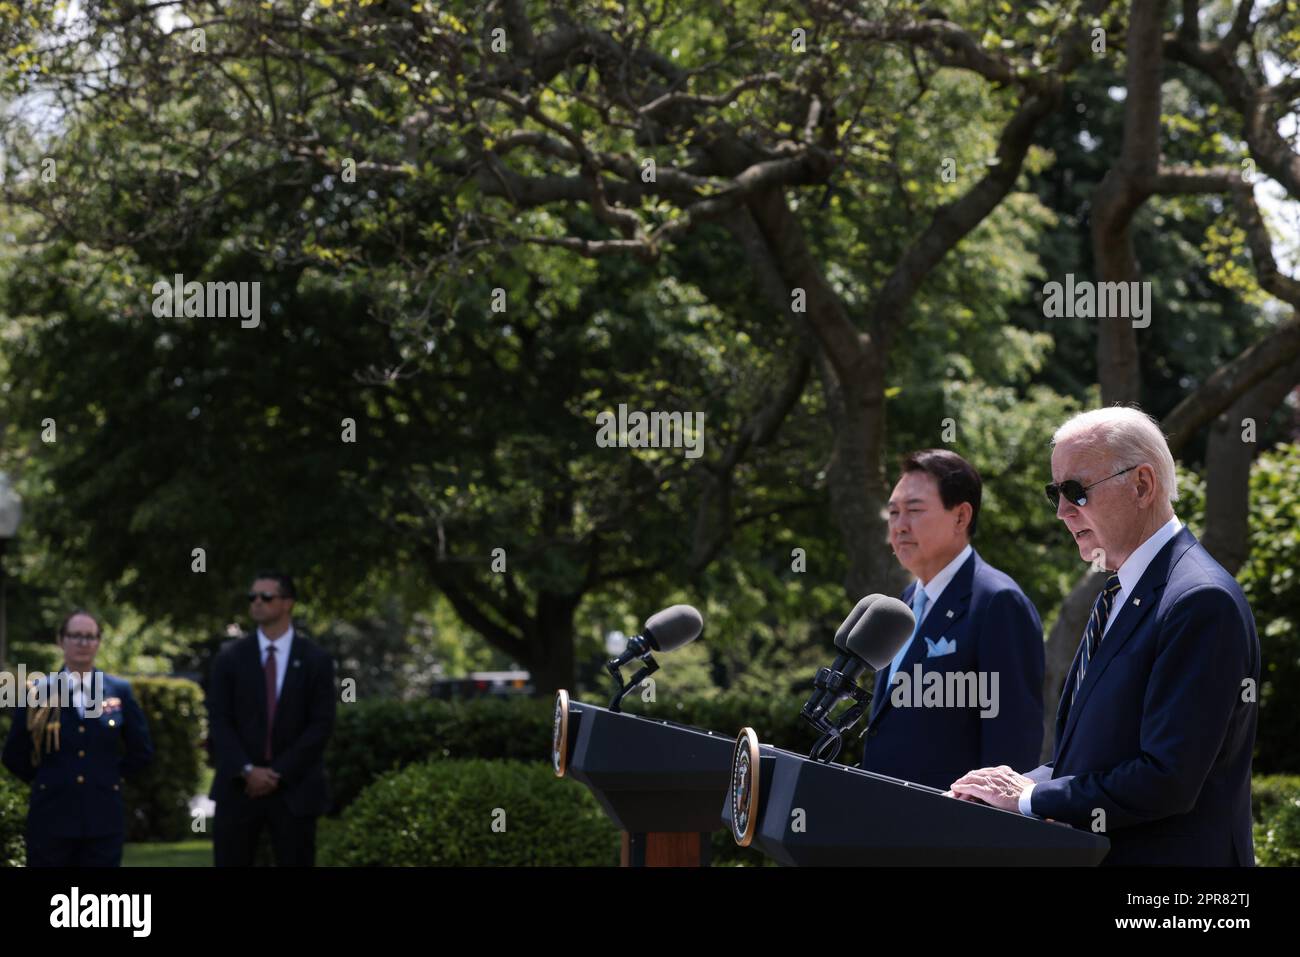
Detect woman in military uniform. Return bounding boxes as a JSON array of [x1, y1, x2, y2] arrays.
[[1, 610, 154, 866]]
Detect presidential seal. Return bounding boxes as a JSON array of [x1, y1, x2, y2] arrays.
[[552, 689, 570, 777], [730, 726, 761, 847]]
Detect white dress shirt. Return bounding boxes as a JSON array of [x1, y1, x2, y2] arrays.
[[915, 543, 973, 617], [887, 544, 973, 684], [1018, 515, 1182, 816], [66, 670, 97, 718], [258, 625, 295, 700]]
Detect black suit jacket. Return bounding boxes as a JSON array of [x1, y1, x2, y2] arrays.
[[206, 629, 336, 817]]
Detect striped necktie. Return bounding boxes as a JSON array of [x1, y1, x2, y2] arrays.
[[1073, 574, 1122, 705]]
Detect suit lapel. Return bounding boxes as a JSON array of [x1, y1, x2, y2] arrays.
[[1056, 528, 1198, 761], [1053, 635, 1086, 758], [244, 635, 269, 738], [868, 552, 975, 725], [274, 639, 306, 743]]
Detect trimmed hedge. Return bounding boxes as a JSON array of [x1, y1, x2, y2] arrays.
[[320, 759, 619, 866], [125, 677, 207, 842], [0, 774, 25, 867], [326, 697, 557, 811], [326, 692, 818, 812], [1253, 775, 1300, 866]]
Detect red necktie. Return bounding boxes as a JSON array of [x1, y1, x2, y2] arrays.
[[263, 643, 278, 761]]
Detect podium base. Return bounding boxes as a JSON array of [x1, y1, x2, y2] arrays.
[[620, 831, 711, 867]]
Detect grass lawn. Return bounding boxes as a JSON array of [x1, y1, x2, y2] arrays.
[[123, 839, 213, 867]]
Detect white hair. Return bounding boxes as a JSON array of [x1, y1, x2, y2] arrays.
[[1051, 406, 1179, 504]]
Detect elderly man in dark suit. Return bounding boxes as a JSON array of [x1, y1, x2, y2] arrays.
[[207, 571, 336, 866], [950, 407, 1259, 866]]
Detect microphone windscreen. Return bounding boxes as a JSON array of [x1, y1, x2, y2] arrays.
[[845, 596, 915, 669], [833, 594, 884, 651], [642, 604, 704, 653]]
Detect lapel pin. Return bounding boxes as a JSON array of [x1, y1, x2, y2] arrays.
[[294, 659, 302, 668], [1133, 598, 1141, 606], [945, 610, 954, 618]]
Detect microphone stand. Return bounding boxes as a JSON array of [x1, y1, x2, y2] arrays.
[[606, 653, 659, 713], [804, 673, 874, 763]]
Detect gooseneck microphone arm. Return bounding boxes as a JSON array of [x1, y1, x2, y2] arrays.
[[606, 647, 660, 713], [809, 695, 874, 763], [605, 605, 703, 713], [800, 666, 873, 738]]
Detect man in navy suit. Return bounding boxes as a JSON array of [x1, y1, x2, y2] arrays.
[[207, 571, 336, 866], [860, 449, 1044, 790], [2, 610, 153, 866], [950, 407, 1259, 866]]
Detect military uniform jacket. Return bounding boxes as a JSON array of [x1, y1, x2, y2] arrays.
[[1, 670, 154, 838]]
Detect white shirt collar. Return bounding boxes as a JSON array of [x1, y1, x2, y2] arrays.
[[915, 543, 973, 606], [1115, 515, 1182, 594], [257, 624, 295, 655]]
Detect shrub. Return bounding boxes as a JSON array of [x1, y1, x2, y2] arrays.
[[326, 692, 818, 815], [1253, 775, 1300, 866], [321, 759, 618, 866], [124, 676, 206, 842], [1238, 444, 1300, 774], [0, 774, 26, 867]]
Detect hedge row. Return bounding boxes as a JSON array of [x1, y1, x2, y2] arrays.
[[1253, 775, 1300, 866], [324, 691, 820, 811], [0, 774, 25, 867], [125, 677, 207, 842]]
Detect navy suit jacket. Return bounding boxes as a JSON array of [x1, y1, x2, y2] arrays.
[[206, 630, 336, 817], [860, 549, 1044, 790], [1, 670, 154, 839], [1027, 527, 1259, 866]]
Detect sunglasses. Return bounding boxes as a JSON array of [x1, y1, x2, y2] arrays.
[[1045, 465, 1137, 509], [247, 591, 282, 603]]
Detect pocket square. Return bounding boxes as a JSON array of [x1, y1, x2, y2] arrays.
[[924, 636, 957, 658]]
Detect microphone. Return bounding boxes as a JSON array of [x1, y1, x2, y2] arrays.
[[802, 595, 882, 719], [804, 595, 916, 761], [804, 595, 916, 726], [844, 595, 915, 670], [608, 604, 703, 669]]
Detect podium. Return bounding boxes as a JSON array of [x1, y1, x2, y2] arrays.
[[723, 729, 1110, 866], [552, 691, 734, 866]]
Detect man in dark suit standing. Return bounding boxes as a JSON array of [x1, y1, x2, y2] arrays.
[[208, 571, 336, 866], [950, 407, 1259, 865], [861, 449, 1044, 790]]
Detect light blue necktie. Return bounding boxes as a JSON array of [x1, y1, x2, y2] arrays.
[[887, 585, 929, 688]]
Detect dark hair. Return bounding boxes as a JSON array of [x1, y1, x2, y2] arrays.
[[57, 609, 101, 640], [251, 570, 296, 600], [900, 449, 982, 538]]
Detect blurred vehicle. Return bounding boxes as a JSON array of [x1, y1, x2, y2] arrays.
[[429, 670, 533, 700]]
